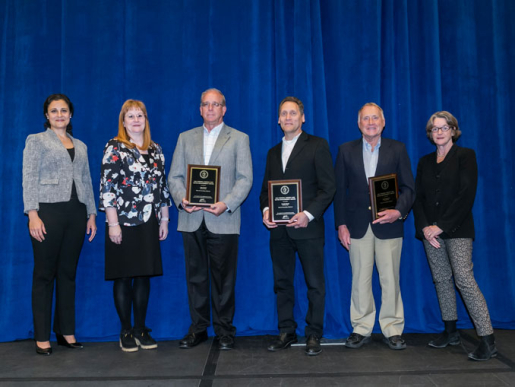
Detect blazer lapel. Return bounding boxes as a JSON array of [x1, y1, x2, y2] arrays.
[[192, 127, 205, 164], [270, 143, 283, 176], [354, 138, 368, 184], [285, 131, 308, 171], [208, 124, 230, 165], [375, 138, 391, 177]]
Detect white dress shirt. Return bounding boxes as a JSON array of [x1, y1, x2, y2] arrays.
[[203, 122, 224, 164]]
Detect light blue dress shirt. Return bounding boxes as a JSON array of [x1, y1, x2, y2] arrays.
[[363, 136, 381, 182]]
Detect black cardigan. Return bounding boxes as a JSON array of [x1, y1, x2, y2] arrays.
[[413, 144, 478, 240]]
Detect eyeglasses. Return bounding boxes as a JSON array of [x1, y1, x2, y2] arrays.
[[431, 126, 452, 133], [200, 102, 223, 108]]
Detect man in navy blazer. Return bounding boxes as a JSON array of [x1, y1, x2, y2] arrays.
[[334, 103, 415, 350], [260, 97, 336, 356]]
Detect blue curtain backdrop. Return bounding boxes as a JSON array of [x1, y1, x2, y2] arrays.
[[1, 0, 514, 342]]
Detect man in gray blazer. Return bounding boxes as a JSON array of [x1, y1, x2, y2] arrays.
[[168, 88, 253, 350]]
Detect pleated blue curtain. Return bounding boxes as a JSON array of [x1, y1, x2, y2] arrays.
[[0, 0, 513, 342]]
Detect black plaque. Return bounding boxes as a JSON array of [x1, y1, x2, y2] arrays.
[[268, 179, 302, 224], [368, 173, 399, 220], [186, 164, 220, 207]]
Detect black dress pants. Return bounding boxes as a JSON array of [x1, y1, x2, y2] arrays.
[[182, 221, 239, 337], [30, 199, 87, 341], [270, 229, 326, 337]]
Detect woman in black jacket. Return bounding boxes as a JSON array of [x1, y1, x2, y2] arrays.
[[413, 111, 495, 361]]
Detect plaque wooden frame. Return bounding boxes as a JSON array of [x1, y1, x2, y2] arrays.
[[186, 164, 221, 207], [268, 179, 303, 224]]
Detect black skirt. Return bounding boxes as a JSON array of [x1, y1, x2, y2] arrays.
[[105, 213, 163, 280]]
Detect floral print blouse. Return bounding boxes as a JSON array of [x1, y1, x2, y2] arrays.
[[100, 139, 171, 226]]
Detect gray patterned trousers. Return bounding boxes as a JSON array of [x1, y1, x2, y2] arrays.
[[423, 238, 493, 336]]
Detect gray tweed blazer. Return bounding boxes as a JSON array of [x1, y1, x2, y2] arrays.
[[22, 129, 97, 215], [168, 124, 253, 235]]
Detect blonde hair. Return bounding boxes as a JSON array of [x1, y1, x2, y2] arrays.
[[116, 99, 152, 150]]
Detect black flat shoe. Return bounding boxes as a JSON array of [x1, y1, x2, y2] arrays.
[[468, 334, 497, 361], [35, 343, 52, 356], [56, 334, 84, 349], [428, 330, 460, 348]]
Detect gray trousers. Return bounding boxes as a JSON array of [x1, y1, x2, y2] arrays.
[[423, 238, 493, 336]]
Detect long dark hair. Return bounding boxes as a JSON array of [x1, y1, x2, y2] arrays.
[[43, 94, 74, 135]]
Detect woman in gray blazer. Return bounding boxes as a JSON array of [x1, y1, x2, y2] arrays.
[[414, 111, 495, 361], [22, 94, 97, 355]]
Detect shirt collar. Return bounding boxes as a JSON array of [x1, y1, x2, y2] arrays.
[[282, 131, 302, 145], [363, 136, 381, 152], [203, 122, 224, 136]]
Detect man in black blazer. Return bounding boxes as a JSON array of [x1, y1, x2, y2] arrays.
[[334, 103, 415, 350], [260, 97, 336, 356]]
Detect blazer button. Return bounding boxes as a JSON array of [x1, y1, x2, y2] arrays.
[[435, 202, 439, 206], [368, 206, 371, 210]]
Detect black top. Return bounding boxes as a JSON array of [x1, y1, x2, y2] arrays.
[[66, 148, 78, 200], [413, 144, 478, 240], [142, 153, 151, 166]]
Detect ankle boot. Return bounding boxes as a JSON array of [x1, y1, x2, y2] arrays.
[[428, 320, 460, 348], [468, 334, 497, 361]]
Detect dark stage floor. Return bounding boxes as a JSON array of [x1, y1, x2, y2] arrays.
[[1, 330, 514, 386]]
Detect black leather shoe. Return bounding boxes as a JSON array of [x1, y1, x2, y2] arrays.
[[35, 343, 52, 356], [179, 331, 208, 349], [468, 334, 497, 361], [345, 333, 371, 349], [383, 335, 406, 350], [267, 332, 298, 351], [305, 335, 322, 356], [428, 331, 460, 348], [218, 335, 234, 350], [56, 334, 84, 349]]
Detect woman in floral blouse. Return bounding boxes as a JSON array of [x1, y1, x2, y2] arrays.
[[100, 99, 171, 352]]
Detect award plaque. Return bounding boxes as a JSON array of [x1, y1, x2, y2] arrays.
[[186, 164, 221, 207], [368, 173, 399, 220], [268, 179, 302, 224]]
